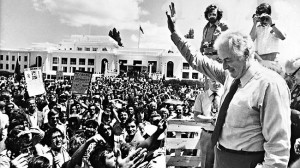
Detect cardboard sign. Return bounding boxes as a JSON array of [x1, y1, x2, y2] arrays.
[[71, 71, 92, 94], [24, 69, 45, 97], [56, 71, 64, 80]]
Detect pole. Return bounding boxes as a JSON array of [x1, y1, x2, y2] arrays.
[[138, 26, 140, 49]]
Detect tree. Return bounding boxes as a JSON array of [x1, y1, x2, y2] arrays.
[[109, 28, 123, 47], [184, 28, 194, 39]]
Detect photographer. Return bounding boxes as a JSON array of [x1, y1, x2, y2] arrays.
[[250, 3, 286, 61], [200, 4, 228, 61]]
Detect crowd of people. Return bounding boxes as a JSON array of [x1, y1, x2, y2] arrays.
[[0, 73, 201, 168]]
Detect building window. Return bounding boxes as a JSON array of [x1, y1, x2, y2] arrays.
[[6, 55, 9, 61], [19, 56, 21, 61], [88, 68, 94, 73], [79, 59, 85, 65], [0, 64, 3, 69], [70, 58, 76, 65], [63, 67, 67, 72], [24, 65, 27, 69], [133, 60, 142, 65], [62, 58, 68, 64], [77, 47, 82, 51], [192, 73, 198, 79], [85, 48, 90, 51], [79, 67, 85, 71], [183, 63, 189, 70], [0, 55, 3, 60], [12, 56, 15, 61], [6, 64, 9, 70], [182, 72, 189, 79], [24, 56, 28, 62], [53, 57, 59, 64], [72, 67, 76, 73], [52, 66, 58, 71], [88, 59, 94, 65], [12, 64, 15, 70], [92, 48, 97, 51]]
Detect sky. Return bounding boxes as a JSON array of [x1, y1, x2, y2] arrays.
[[1, 0, 300, 61]]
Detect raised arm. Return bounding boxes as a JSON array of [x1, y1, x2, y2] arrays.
[[166, 2, 226, 85], [250, 14, 259, 41], [263, 14, 286, 40], [64, 134, 105, 168]]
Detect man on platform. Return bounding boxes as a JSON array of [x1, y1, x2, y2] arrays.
[[250, 3, 286, 61], [194, 79, 223, 168], [166, 3, 290, 168], [200, 4, 228, 61]]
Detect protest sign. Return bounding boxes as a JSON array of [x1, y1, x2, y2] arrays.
[[24, 68, 46, 97], [71, 71, 92, 94], [56, 71, 64, 80]]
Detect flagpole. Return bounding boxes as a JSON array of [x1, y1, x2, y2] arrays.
[[138, 25, 140, 49]]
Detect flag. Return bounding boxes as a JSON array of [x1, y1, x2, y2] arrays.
[[139, 26, 144, 34], [14, 58, 22, 81]]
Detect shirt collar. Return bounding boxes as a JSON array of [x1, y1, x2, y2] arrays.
[[208, 20, 220, 27], [207, 89, 220, 97], [240, 62, 260, 87]]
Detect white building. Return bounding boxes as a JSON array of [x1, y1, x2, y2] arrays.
[[0, 35, 203, 81]]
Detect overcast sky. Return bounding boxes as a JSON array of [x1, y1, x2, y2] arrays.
[[1, 0, 300, 61]]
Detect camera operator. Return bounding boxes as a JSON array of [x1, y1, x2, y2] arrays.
[[200, 4, 228, 61], [250, 3, 286, 61]]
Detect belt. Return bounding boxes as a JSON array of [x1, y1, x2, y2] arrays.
[[201, 128, 214, 134], [218, 144, 265, 155]]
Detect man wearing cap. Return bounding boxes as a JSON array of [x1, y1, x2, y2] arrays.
[[167, 3, 290, 168], [194, 79, 223, 168]]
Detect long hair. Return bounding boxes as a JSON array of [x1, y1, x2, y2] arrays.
[[204, 4, 223, 21]]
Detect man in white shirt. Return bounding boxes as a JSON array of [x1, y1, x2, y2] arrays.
[[250, 3, 286, 61], [167, 3, 290, 168], [194, 79, 223, 168]]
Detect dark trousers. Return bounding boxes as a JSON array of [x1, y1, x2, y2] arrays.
[[200, 130, 214, 168], [214, 145, 264, 168]]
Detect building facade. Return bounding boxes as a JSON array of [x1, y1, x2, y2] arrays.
[[0, 35, 203, 81]]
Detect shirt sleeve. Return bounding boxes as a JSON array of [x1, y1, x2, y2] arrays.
[[171, 32, 226, 85], [260, 81, 291, 168]]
